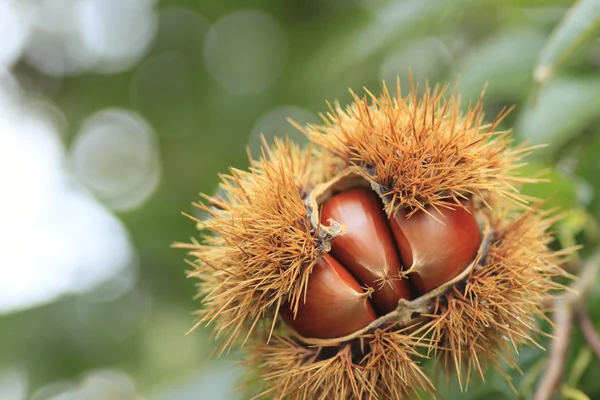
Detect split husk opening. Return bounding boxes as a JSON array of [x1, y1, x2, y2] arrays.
[[285, 167, 494, 348]]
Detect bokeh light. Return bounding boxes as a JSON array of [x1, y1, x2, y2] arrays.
[[1, 1, 599, 399], [30, 370, 138, 400], [23, 0, 157, 76], [152, 361, 242, 400], [131, 8, 209, 137], [0, 0, 29, 74], [379, 37, 453, 85], [153, 7, 210, 55], [248, 105, 318, 155], [77, 0, 158, 73], [204, 10, 288, 95], [0, 367, 27, 400], [0, 88, 134, 314], [131, 52, 195, 137], [74, 285, 151, 342], [70, 109, 161, 212], [23, 0, 96, 76]]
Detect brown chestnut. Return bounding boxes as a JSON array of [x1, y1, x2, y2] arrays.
[[321, 188, 413, 314], [390, 200, 481, 295], [280, 253, 377, 339]]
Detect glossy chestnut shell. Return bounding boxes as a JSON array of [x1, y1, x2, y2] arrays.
[[390, 200, 481, 295], [322, 188, 413, 314], [282, 186, 481, 339]]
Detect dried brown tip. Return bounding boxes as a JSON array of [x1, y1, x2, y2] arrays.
[[246, 330, 434, 400], [296, 79, 537, 215]]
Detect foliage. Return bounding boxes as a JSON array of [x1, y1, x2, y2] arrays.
[[1, 0, 600, 398]]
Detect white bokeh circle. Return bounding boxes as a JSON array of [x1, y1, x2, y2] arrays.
[[204, 10, 288, 95], [248, 105, 319, 157], [0, 0, 30, 74], [77, 0, 158, 73], [0, 92, 134, 314], [70, 109, 161, 212]]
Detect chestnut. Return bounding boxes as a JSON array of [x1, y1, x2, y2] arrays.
[[321, 188, 413, 314], [285, 190, 481, 339], [390, 201, 481, 295], [280, 253, 377, 339]]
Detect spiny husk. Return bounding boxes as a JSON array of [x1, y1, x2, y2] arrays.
[[240, 203, 569, 399], [246, 330, 434, 400], [424, 204, 570, 389], [296, 80, 537, 216], [178, 81, 573, 399], [175, 139, 326, 350]]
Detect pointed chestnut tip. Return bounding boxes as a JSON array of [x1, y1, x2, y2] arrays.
[[321, 188, 414, 314], [280, 253, 376, 339]]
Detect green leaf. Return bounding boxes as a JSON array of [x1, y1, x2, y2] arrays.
[[310, 0, 475, 83], [575, 127, 600, 218], [568, 348, 593, 388], [518, 163, 578, 210], [453, 27, 547, 102], [561, 385, 592, 400], [535, 0, 600, 84], [517, 76, 600, 152]]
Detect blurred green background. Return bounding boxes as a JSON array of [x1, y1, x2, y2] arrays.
[[1, 0, 600, 398]]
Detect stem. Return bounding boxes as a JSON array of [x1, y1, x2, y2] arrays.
[[534, 250, 600, 400], [534, 300, 574, 400], [577, 307, 600, 361]]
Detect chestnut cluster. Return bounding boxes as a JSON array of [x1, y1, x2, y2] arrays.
[[281, 187, 481, 339], [179, 82, 570, 399]]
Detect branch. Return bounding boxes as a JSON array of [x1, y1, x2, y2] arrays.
[[534, 250, 600, 400], [577, 306, 600, 360], [534, 300, 574, 400]]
